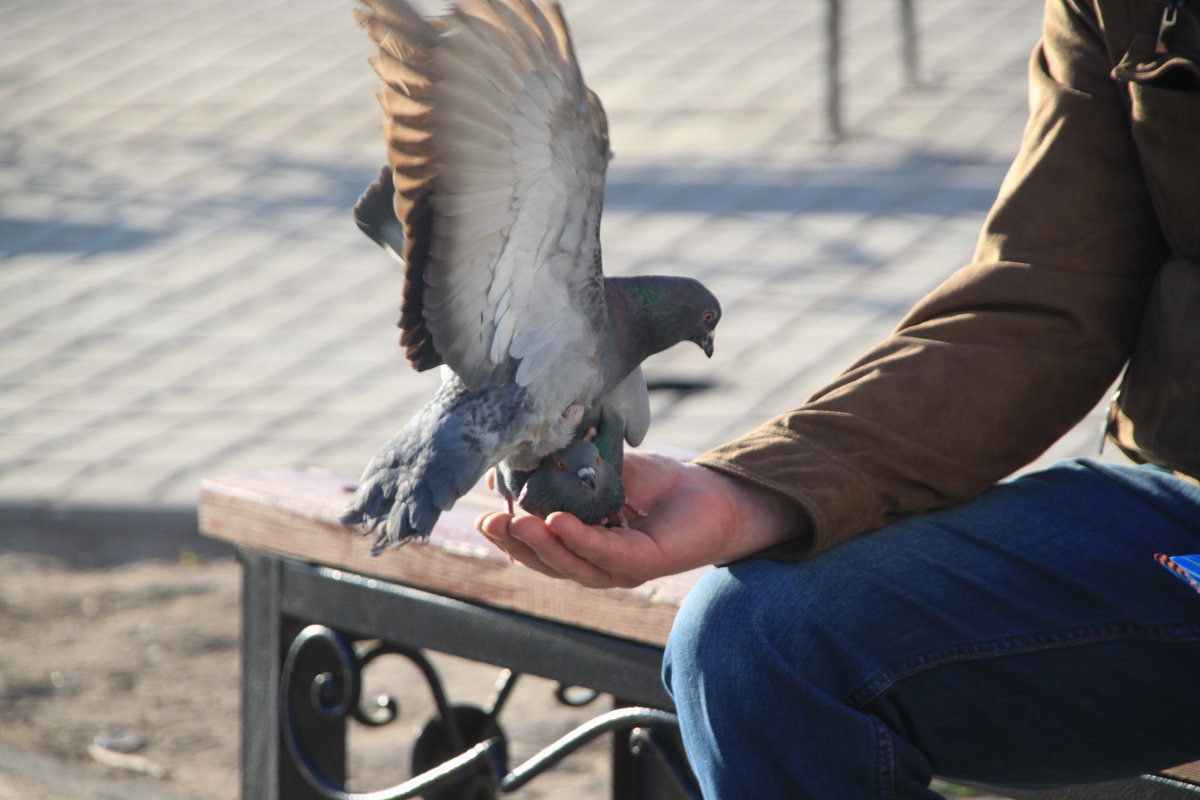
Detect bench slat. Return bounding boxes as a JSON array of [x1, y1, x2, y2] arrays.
[[1167, 762, 1200, 787]]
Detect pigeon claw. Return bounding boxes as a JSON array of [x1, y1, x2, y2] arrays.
[[623, 500, 649, 520]]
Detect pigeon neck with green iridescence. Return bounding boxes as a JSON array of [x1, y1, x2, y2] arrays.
[[604, 276, 696, 369]]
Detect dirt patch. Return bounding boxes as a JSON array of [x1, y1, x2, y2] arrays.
[[0, 553, 1005, 799], [0, 555, 243, 798], [0, 553, 615, 799]]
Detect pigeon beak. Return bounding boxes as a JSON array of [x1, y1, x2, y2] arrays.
[[696, 330, 715, 358], [577, 467, 597, 491]]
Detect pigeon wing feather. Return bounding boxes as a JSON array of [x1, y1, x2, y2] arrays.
[[358, 0, 610, 391]]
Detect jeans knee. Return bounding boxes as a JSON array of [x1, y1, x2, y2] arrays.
[[663, 562, 785, 703], [663, 555, 885, 710]]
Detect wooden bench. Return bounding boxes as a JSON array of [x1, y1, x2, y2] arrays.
[[198, 467, 1200, 799]]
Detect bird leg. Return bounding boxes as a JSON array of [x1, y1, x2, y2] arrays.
[[581, 426, 598, 442], [486, 467, 516, 514]]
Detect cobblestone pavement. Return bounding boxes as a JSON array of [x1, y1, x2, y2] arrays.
[[2, 0, 1117, 525]]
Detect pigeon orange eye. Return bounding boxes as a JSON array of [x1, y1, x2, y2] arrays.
[[702, 310, 716, 322], [556, 459, 567, 469], [595, 456, 601, 465]]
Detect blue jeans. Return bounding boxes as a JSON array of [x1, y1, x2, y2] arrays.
[[663, 459, 1200, 798]]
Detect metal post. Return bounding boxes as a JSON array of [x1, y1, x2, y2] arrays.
[[823, 0, 843, 141], [898, 0, 919, 88]]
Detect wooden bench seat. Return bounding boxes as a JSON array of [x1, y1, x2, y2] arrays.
[[199, 467, 707, 649], [198, 467, 1200, 799]]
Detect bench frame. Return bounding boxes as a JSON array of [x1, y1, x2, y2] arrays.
[[239, 547, 692, 799]]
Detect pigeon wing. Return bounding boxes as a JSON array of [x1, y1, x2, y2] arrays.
[[358, 0, 611, 391], [604, 367, 651, 448]]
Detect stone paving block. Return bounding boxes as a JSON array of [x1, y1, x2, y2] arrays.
[[183, 436, 334, 480], [0, 454, 91, 498], [58, 458, 203, 508], [2, 405, 109, 439]]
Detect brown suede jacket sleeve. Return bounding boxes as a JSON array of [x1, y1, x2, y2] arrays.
[[694, 0, 1172, 557]]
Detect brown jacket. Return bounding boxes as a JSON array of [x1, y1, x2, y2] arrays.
[[694, 0, 1200, 556]]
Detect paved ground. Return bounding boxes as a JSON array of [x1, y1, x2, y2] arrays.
[[1, 0, 1105, 531], [0, 0, 1120, 796]]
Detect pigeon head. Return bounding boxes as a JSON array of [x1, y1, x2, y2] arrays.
[[607, 275, 722, 363], [691, 305, 720, 358], [517, 438, 625, 524], [549, 439, 603, 493], [663, 276, 721, 358]]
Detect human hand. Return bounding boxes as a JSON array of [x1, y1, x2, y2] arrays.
[[475, 450, 806, 588]]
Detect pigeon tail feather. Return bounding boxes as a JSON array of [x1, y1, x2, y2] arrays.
[[341, 374, 530, 548]]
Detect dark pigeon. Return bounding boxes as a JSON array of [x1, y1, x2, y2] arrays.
[[341, 0, 721, 552], [516, 438, 625, 525], [493, 406, 629, 517]]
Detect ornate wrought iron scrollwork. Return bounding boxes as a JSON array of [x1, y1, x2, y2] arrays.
[[280, 624, 685, 799], [350, 641, 402, 727], [281, 624, 507, 800]]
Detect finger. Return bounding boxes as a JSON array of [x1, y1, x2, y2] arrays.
[[476, 511, 545, 567], [476, 510, 515, 537], [475, 510, 511, 542], [507, 515, 628, 588], [476, 511, 542, 569], [547, 513, 653, 582], [475, 512, 564, 579]]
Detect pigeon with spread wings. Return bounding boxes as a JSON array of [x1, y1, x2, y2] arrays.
[[342, 0, 721, 551]]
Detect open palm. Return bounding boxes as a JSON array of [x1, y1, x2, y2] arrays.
[[476, 450, 803, 588]]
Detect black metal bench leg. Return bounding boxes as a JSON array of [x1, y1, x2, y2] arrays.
[[241, 548, 284, 800], [612, 721, 644, 800], [611, 698, 698, 800], [241, 548, 347, 800]]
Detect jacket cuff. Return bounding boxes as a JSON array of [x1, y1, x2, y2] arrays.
[[692, 422, 881, 557]]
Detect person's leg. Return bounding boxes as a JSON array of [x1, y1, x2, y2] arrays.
[[663, 459, 1200, 799]]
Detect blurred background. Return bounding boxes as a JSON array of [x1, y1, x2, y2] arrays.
[[0, 0, 1120, 796]]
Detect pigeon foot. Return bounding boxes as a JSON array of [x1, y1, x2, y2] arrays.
[[623, 500, 649, 519], [563, 404, 586, 425]]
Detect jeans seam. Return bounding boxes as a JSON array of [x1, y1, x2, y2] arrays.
[[873, 717, 896, 800], [846, 621, 1200, 710]]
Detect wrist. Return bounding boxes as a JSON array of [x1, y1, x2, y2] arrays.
[[702, 466, 812, 562]]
